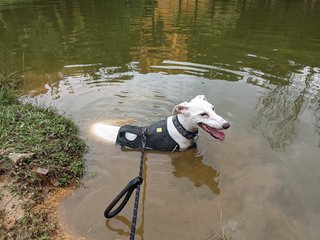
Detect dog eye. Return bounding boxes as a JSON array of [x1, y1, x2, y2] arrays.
[[212, 107, 215, 111], [200, 113, 209, 117]]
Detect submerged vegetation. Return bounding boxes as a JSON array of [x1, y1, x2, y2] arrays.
[[0, 72, 86, 239]]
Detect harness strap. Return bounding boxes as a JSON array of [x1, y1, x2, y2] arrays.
[[172, 115, 198, 139]]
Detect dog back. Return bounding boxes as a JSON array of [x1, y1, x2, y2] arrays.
[[116, 119, 180, 151]]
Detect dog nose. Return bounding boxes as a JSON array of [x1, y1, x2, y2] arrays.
[[222, 122, 230, 129]]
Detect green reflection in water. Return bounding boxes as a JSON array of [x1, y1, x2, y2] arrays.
[[0, 2, 319, 143], [1, 0, 319, 73]]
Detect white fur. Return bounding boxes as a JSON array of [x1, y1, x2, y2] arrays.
[[92, 95, 229, 151], [92, 124, 120, 142]]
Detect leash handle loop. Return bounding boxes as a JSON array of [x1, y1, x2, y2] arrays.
[[104, 129, 147, 240], [104, 176, 143, 218]]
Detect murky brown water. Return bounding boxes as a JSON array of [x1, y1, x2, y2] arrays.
[[1, 0, 320, 239]]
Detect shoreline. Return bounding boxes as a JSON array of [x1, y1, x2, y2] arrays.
[[0, 72, 86, 240]]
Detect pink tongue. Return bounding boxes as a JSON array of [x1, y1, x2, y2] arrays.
[[210, 128, 225, 141], [199, 123, 226, 141]]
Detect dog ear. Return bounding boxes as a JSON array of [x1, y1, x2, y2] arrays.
[[172, 101, 189, 115], [196, 95, 207, 101]]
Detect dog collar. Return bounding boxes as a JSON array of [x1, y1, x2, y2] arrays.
[[172, 115, 198, 139]]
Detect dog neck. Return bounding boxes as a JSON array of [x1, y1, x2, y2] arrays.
[[176, 114, 198, 132], [173, 115, 198, 139]]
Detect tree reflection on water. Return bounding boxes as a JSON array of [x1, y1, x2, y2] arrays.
[[252, 66, 320, 151]]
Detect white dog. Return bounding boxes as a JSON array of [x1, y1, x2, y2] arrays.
[[93, 95, 230, 151]]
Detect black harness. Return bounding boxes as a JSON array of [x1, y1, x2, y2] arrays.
[[116, 116, 198, 151]]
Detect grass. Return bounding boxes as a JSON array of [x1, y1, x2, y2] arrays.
[[0, 72, 86, 239], [0, 104, 86, 187]]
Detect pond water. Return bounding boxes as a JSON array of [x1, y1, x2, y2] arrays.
[[1, 0, 320, 239]]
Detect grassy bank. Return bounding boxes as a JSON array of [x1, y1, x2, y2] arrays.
[[0, 72, 85, 239]]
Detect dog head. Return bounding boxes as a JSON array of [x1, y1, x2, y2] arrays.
[[172, 95, 230, 141]]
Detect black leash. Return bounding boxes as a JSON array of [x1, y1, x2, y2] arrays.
[[104, 130, 147, 240]]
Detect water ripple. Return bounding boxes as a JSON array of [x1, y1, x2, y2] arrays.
[[150, 60, 286, 88]]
